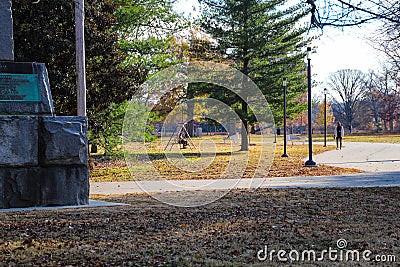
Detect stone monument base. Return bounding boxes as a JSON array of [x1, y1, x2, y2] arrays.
[[0, 116, 89, 208], [1, 61, 89, 209]]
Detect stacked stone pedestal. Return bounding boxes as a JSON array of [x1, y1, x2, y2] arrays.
[[0, 116, 89, 208], [0, 62, 89, 208]]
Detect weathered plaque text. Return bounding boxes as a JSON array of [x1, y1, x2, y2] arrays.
[[0, 73, 40, 102]]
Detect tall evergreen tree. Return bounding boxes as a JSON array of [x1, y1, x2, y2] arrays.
[[199, 0, 309, 150]]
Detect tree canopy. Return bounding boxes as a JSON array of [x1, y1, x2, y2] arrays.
[[12, 0, 184, 153], [199, 0, 310, 149], [327, 69, 366, 130]]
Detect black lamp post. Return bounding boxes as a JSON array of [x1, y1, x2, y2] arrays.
[[282, 77, 288, 157], [305, 47, 316, 166], [323, 88, 327, 147]]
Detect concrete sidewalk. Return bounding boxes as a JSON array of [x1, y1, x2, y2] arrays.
[[313, 142, 400, 172], [90, 172, 400, 195], [0, 200, 127, 213], [90, 142, 400, 195]]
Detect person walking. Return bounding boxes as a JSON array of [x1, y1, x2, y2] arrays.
[[334, 121, 344, 149]]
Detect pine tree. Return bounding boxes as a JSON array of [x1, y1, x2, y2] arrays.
[[199, 0, 309, 150]]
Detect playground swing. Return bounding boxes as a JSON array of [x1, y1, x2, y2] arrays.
[[163, 101, 197, 151], [164, 122, 197, 151]]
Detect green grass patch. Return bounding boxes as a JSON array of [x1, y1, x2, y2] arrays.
[[90, 166, 131, 182]]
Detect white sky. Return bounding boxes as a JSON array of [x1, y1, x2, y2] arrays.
[[311, 25, 381, 95], [173, 0, 383, 96]]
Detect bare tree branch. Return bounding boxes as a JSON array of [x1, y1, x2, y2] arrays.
[[308, 0, 400, 28], [327, 69, 366, 129]]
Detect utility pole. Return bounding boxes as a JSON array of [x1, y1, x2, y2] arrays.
[[75, 0, 86, 116]]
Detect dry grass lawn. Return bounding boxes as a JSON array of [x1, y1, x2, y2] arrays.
[[1, 135, 397, 266], [1, 188, 399, 266], [91, 136, 361, 182]]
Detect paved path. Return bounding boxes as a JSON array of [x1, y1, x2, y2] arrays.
[[313, 142, 400, 172], [5, 142, 399, 211], [90, 142, 400, 195], [0, 200, 126, 213], [90, 172, 400, 195]]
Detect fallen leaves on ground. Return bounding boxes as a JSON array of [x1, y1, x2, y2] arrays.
[[1, 188, 399, 266], [90, 140, 361, 182]]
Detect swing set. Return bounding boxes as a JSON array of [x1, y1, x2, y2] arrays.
[[164, 121, 197, 151], [163, 101, 197, 151]]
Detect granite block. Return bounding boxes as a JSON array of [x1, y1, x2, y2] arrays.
[[0, 116, 38, 166]]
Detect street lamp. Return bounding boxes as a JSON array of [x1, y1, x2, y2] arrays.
[[282, 78, 288, 157], [305, 47, 316, 166], [324, 88, 327, 147]]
